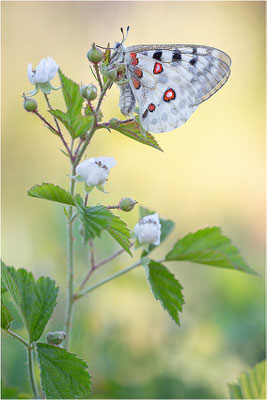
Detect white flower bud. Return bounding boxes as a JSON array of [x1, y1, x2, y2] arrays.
[[27, 57, 59, 85], [134, 213, 161, 245], [76, 156, 116, 187]]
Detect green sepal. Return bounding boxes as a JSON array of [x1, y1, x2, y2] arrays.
[[84, 183, 94, 193], [39, 82, 52, 94], [96, 184, 107, 193]]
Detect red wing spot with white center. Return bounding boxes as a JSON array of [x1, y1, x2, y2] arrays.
[[153, 62, 163, 74], [130, 53, 137, 58], [164, 89, 176, 102], [148, 103, 156, 112]]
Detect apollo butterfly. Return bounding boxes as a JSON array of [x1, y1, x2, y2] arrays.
[[107, 28, 231, 134]]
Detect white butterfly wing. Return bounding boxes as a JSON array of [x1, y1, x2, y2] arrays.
[[124, 45, 231, 133]]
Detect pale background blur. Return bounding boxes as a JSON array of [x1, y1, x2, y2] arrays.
[[2, 1, 265, 399]]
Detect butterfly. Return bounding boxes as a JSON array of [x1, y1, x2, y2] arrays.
[[108, 28, 231, 134]]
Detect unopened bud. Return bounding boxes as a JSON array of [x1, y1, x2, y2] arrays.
[[109, 118, 119, 128], [80, 84, 98, 101], [87, 43, 103, 63], [119, 197, 137, 212], [46, 331, 67, 346], [106, 69, 118, 82], [106, 64, 126, 82], [23, 96, 37, 112]]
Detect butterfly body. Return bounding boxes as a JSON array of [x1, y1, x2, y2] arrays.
[[110, 42, 231, 133]]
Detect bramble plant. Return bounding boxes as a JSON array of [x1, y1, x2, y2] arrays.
[[2, 34, 259, 400]]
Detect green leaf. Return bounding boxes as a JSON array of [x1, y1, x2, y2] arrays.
[[1, 262, 59, 342], [75, 201, 132, 255], [28, 183, 75, 206], [75, 203, 113, 242], [137, 206, 175, 255], [165, 227, 257, 275], [49, 109, 74, 136], [58, 69, 84, 119], [36, 343, 92, 399], [228, 360, 266, 399], [143, 259, 184, 326], [49, 109, 93, 139], [110, 119, 162, 151], [1, 301, 14, 329], [1, 278, 7, 294], [106, 213, 132, 256]]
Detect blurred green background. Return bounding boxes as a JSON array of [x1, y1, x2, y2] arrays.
[[2, 1, 265, 399]]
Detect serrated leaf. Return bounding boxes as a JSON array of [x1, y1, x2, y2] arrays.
[[28, 183, 75, 206], [50, 109, 93, 139], [1, 262, 59, 342], [165, 227, 257, 275], [58, 69, 84, 119], [49, 109, 74, 136], [75, 203, 113, 242], [1, 278, 7, 294], [36, 343, 92, 399], [75, 201, 132, 255], [136, 206, 175, 255], [228, 360, 266, 399], [1, 301, 14, 329], [57, 70, 94, 138], [143, 259, 184, 325], [110, 119, 162, 151], [107, 213, 132, 256]]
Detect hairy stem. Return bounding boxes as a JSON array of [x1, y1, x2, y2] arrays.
[[94, 63, 103, 91], [64, 152, 76, 348], [43, 93, 73, 162], [75, 260, 142, 299], [33, 111, 60, 135], [27, 345, 39, 399], [2, 329, 29, 347]]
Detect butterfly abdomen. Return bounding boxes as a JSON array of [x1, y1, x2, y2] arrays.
[[119, 82, 136, 116]]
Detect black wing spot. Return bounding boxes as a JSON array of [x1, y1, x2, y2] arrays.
[[142, 109, 148, 119], [190, 57, 198, 66], [192, 48, 197, 54], [172, 51, 182, 61], [153, 51, 162, 61]]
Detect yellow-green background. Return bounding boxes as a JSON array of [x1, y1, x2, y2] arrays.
[[2, 1, 265, 398]]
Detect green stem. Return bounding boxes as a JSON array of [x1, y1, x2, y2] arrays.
[[43, 93, 73, 162], [64, 149, 76, 348], [2, 328, 29, 347], [74, 79, 111, 168], [94, 63, 103, 91], [2, 330, 39, 399], [27, 345, 39, 399], [74, 260, 142, 300]]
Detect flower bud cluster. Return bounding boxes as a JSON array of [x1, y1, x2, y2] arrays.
[[46, 331, 67, 346]]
